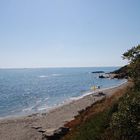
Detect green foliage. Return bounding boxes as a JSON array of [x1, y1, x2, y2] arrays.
[[103, 45, 140, 140], [110, 91, 140, 140], [123, 45, 140, 89], [123, 45, 140, 61], [67, 111, 110, 140]]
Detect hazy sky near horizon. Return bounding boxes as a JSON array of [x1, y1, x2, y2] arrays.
[[0, 0, 140, 68]]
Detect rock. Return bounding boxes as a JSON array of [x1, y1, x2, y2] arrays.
[[99, 75, 109, 78], [99, 75, 106, 78], [92, 71, 105, 74], [98, 92, 106, 96], [45, 127, 69, 140]]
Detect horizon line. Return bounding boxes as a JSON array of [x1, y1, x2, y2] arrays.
[[0, 65, 125, 69]]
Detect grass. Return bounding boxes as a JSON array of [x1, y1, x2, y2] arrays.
[[67, 109, 112, 140]]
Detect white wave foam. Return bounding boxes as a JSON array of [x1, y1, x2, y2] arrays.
[[39, 74, 62, 78], [52, 74, 62, 77], [37, 105, 52, 111], [39, 75, 48, 78], [22, 106, 34, 112], [22, 97, 49, 112]]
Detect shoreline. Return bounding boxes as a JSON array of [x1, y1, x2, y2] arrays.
[[0, 81, 129, 140], [0, 79, 127, 120]]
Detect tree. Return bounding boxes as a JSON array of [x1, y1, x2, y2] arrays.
[[108, 45, 140, 140], [123, 45, 140, 89], [123, 45, 140, 61]]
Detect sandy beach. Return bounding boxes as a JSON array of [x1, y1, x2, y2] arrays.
[[0, 82, 129, 140]]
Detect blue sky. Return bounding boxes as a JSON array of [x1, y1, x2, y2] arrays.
[[0, 0, 140, 68]]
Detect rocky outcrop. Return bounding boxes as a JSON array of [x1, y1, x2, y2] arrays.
[[99, 75, 109, 78], [110, 65, 129, 79], [44, 127, 69, 140], [92, 71, 105, 74]]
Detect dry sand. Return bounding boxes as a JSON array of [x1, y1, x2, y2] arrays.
[[0, 82, 129, 140]]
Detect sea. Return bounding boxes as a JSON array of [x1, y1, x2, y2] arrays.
[[0, 67, 126, 118]]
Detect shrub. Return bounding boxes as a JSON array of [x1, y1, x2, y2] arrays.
[[110, 91, 140, 140]]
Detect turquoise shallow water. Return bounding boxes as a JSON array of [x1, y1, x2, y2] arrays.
[[0, 67, 126, 118]]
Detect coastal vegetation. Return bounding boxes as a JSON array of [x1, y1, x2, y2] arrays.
[[61, 45, 140, 140]]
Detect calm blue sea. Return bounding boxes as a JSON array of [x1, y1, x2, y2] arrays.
[[0, 67, 126, 118]]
